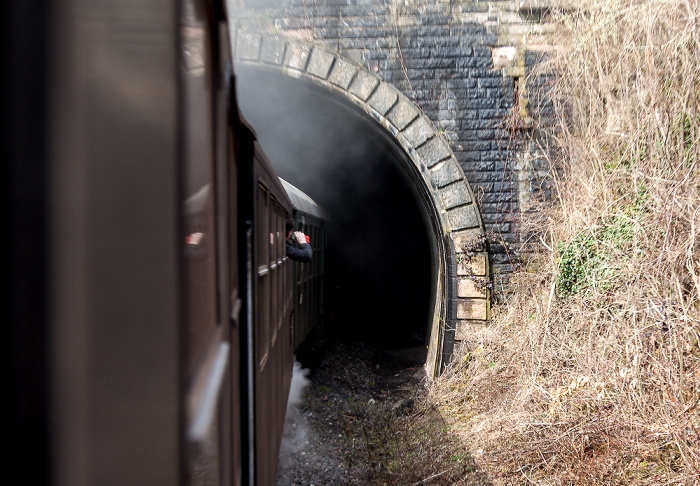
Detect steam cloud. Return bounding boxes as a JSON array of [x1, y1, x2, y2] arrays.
[[236, 67, 432, 345], [275, 360, 311, 477]]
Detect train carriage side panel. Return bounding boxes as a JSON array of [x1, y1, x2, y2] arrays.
[[38, 0, 183, 484], [181, 1, 243, 485], [236, 123, 295, 485], [251, 146, 295, 486]]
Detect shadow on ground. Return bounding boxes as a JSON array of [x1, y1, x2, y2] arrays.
[[275, 341, 492, 486]]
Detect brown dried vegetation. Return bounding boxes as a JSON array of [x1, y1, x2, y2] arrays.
[[430, 0, 700, 484]]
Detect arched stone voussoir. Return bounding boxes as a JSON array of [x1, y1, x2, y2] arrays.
[[232, 29, 490, 376]]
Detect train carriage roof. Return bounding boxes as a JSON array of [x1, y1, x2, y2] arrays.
[[279, 178, 327, 220]]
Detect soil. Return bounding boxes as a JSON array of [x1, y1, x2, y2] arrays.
[[274, 340, 430, 486]]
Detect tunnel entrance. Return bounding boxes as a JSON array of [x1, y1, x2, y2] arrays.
[[236, 68, 433, 349], [232, 31, 491, 377]]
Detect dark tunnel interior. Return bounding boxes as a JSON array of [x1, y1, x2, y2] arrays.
[[235, 68, 433, 349]]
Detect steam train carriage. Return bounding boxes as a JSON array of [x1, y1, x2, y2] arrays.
[[7, 0, 326, 485], [280, 179, 335, 352]]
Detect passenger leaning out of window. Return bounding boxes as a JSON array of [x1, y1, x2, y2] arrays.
[[285, 214, 312, 263]]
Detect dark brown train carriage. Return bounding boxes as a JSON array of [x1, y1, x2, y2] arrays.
[[279, 179, 335, 352], [7, 0, 297, 486], [238, 138, 296, 486], [180, 1, 244, 484]]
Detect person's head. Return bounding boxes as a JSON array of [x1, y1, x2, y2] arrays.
[[286, 214, 295, 239]]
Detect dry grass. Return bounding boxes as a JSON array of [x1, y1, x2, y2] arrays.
[[430, 0, 700, 484], [345, 397, 492, 485]]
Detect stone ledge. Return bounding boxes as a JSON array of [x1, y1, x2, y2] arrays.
[[454, 320, 488, 341], [457, 252, 487, 277], [456, 299, 489, 320]]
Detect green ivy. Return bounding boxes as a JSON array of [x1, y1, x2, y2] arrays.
[[556, 192, 647, 298]]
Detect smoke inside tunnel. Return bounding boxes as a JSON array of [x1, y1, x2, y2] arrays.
[[236, 68, 432, 348]]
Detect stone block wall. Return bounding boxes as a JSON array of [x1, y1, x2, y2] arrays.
[[229, 0, 555, 283]]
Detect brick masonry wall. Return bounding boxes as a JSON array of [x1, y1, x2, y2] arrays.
[[229, 0, 554, 283]]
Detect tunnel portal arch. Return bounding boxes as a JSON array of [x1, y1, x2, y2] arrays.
[[233, 30, 490, 377]]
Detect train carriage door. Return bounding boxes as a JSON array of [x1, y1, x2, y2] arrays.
[[180, 0, 236, 484], [255, 183, 271, 368]]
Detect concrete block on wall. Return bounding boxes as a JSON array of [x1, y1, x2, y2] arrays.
[[457, 252, 487, 277], [452, 229, 486, 250], [457, 277, 484, 298], [457, 299, 488, 320], [454, 320, 488, 341]]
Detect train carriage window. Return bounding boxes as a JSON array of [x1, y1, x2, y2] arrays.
[[277, 203, 285, 332], [269, 197, 278, 345], [256, 183, 270, 367], [283, 223, 291, 318]]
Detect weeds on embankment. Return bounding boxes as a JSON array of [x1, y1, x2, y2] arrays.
[[430, 0, 700, 483]]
